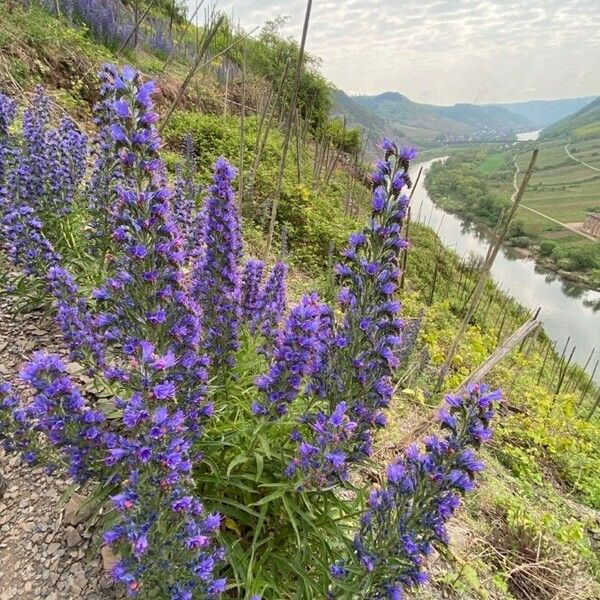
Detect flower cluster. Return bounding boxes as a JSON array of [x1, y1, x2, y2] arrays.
[[241, 259, 265, 324], [397, 310, 424, 369], [290, 139, 416, 487], [44, 117, 88, 215], [86, 63, 123, 262], [254, 261, 287, 347], [0, 93, 16, 185], [252, 293, 332, 419], [333, 384, 501, 599], [0, 63, 505, 600], [172, 134, 199, 250], [21, 86, 52, 211], [0, 353, 105, 480], [191, 157, 243, 374], [285, 400, 358, 486], [102, 341, 224, 599], [47, 266, 107, 369]]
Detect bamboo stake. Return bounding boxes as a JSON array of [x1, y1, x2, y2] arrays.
[[159, 20, 260, 135], [238, 45, 246, 206], [118, 0, 158, 55], [428, 257, 439, 306], [436, 150, 538, 389], [578, 360, 599, 407], [550, 336, 570, 385], [555, 346, 576, 395], [496, 310, 508, 343], [586, 391, 600, 421], [161, 1, 205, 73], [246, 61, 290, 201], [294, 110, 302, 183], [537, 339, 555, 385], [266, 0, 313, 255], [567, 348, 595, 393], [134, 0, 140, 48]]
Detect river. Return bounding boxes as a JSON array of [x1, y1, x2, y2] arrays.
[[516, 129, 542, 141], [411, 158, 600, 384]]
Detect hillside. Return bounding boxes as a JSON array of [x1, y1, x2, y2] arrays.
[[0, 4, 599, 600], [351, 91, 599, 146], [541, 96, 600, 140], [330, 89, 413, 156], [352, 91, 532, 145], [493, 96, 597, 128]]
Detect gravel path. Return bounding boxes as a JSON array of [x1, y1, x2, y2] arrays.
[[565, 143, 600, 173], [0, 296, 120, 600]]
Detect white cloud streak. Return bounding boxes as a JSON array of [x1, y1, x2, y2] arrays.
[[188, 0, 600, 104]]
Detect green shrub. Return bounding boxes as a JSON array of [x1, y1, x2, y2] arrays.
[[539, 239, 557, 257]]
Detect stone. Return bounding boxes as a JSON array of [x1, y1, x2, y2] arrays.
[[63, 493, 94, 526], [48, 541, 61, 554], [65, 526, 82, 548], [101, 545, 119, 574]]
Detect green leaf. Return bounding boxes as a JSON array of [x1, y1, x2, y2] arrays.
[[227, 453, 250, 477]]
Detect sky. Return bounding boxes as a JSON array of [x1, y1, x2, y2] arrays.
[[186, 0, 600, 106]]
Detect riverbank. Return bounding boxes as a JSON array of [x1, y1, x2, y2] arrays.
[[424, 151, 600, 292], [413, 158, 600, 384]]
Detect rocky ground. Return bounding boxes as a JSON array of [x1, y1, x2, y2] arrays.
[[0, 296, 121, 599]]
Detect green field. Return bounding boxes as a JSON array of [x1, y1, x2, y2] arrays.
[[496, 138, 600, 228], [477, 151, 506, 174], [425, 137, 600, 287]]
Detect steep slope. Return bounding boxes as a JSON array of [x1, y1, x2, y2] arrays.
[[352, 92, 532, 144], [353, 92, 472, 135], [541, 96, 600, 140], [330, 89, 414, 155], [493, 96, 597, 128]]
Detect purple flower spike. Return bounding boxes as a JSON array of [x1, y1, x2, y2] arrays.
[[293, 141, 416, 486], [332, 384, 502, 599], [241, 259, 265, 325], [253, 293, 332, 419], [191, 156, 243, 375]]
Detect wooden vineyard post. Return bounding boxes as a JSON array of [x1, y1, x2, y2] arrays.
[[428, 256, 439, 306], [266, 0, 313, 255], [549, 336, 570, 386], [537, 339, 555, 385], [555, 345, 576, 396], [567, 348, 595, 394], [586, 391, 600, 421], [578, 359, 599, 408]]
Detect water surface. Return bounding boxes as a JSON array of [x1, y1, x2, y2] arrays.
[[516, 129, 542, 141], [412, 158, 600, 383]]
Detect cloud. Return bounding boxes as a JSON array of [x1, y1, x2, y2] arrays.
[[187, 0, 600, 103]]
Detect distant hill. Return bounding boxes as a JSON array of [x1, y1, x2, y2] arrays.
[[540, 97, 600, 140], [350, 92, 532, 145], [330, 90, 414, 156], [492, 97, 597, 128], [345, 91, 599, 147]]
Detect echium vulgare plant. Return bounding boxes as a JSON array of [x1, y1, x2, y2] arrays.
[[0, 66, 502, 600]]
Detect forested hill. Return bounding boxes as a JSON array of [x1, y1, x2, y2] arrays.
[[345, 90, 598, 146], [494, 96, 597, 128], [351, 91, 530, 144], [541, 96, 600, 140]]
